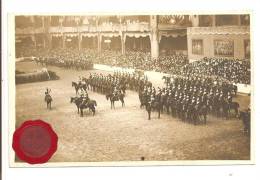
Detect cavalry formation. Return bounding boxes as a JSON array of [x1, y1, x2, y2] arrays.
[[43, 70, 248, 130], [41, 62, 250, 134]]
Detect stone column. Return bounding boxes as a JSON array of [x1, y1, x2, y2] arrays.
[[31, 35, 37, 48], [191, 15, 199, 27], [93, 36, 96, 49], [150, 15, 159, 59], [212, 15, 216, 27], [43, 36, 46, 48], [237, 15, 241, 26], [62, 35, 66, 48], [48, 34, 52, 49], [78, 33, 82, 50], [97, 33, 102, 53], [121, 33, 125, 55]]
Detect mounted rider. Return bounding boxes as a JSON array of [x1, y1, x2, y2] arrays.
[[80, 89, 89, 107], [78, 76, 82, 86], [45, 87, 51, 95], [44, 87, 52, 102]]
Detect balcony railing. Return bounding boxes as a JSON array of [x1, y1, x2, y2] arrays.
[[15, 27, 44, 34], [187, 26, 250, 35], [16, 22, 151, 35], [125, 22, 149, 32]]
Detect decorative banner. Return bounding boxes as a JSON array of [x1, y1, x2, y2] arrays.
[[104, 39, 111, 43], [51, 34, 63, 37], [124, 33, 151, 41], [12, 120, 58, 164], [65, 33, 78, 38], [101, 33, 121, 38], [192, 39, 203, 55], [214, 40, 234, 57], [82, 33, 97, 37]]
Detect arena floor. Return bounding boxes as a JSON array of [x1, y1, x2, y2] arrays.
[[15, 61, 251, 162]]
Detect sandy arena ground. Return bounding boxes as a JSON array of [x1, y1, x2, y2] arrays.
[[15, 61, 251, 162]]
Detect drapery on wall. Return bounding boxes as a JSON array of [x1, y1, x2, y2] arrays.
[[159, 36, 187, 54], [125, 36, 151, 52]]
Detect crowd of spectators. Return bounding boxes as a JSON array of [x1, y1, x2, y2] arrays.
[[181, 57, 251, 84], [16, 46, 250, 85]]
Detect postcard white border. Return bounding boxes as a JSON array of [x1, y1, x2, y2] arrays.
[[7, 11, 255, 167]]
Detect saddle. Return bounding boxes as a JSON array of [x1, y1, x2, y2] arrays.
[[44, 94, 52, 102], [113, 95, 119, 101], [80, 99, 89, 107]]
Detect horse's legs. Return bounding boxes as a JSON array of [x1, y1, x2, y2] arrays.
[[158, 108, 161, 119], [148, 110, 151, 120], [194, 114, 197, 125], [121, 99, 124, 107], [166, 105, 170, 114], [80, 109, 83, 117], [50, 102, 51, 109], [92, 107, 95, 116], [235, 108, 238, 118], [110, 100, 112, 109]]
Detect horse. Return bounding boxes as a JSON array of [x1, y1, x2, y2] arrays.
[[228, 101, 240, 118], [70, 97, 97, 117], [239, 110, 250, 135], [44, 94, 52, 109], [106, 93, 125, 109], [139, 91, 148, 108], [145, 100, 161, 120], [161, 94, 170, 114], [72, 81, 87, 95], [197, 104, 208, 124], [82, 77, 90, 90]]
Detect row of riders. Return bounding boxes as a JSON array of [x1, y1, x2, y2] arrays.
[[71, 72, 152, 110]]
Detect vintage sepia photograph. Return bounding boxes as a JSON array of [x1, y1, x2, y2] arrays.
[[12, 14, 251, 165]]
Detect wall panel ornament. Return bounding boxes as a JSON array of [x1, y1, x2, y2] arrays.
[[214, 40, 234, 57], [124, 33, 151, 41], [192, 39, 203, 55]]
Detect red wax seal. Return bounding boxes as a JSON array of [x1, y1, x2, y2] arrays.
[[12, 120, 58, 164]]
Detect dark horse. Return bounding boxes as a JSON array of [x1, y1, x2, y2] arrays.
[[70, 97, 97, 117], [45, 94, 52, 109], [106, 93, 125, 109], [228, 101, 240, 118], [72, 81, 87, 95], [145, 101, 161, 120], [196, 105, 209, 125], [239, 110, 250, 135]]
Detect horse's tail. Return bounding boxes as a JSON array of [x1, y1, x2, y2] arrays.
[[70, 97, 74, 103], [94, 100, 97, 106]]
